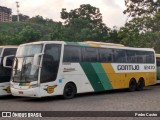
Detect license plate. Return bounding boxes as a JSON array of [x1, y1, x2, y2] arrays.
[[19, 91, 23, 94]]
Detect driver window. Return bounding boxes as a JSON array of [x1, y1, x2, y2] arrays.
[[40, 44, 61, 83]]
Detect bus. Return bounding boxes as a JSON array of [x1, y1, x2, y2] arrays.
[[156, 54, 160, 82], [5, 41, 156, 99], [0, 46, 17, 95]]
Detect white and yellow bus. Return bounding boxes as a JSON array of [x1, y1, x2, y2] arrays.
[[5, 41, 156, 98], [156, 54, 160, 82], [0, 46, 17, 95]]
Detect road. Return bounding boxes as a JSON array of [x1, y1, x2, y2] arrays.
[[0, 85, 160, 119]]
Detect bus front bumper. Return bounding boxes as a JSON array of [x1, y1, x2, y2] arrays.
[[11, 87, 41, 97]]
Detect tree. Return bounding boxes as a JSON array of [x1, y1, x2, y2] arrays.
[[124, 0, 160, 17], [27, 15, 57, 27], [19, 26, 41, 43], [60, 4, 110, 42], [124, 0, 160, 31], [50, 22, 65, 40], [61, 4, 102, 26], [107, 26, 121, 43], [27, 15, 46, 25]]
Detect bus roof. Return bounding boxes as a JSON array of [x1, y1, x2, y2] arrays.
[[83, 41, 125, 47], [18, 41, 154, 52], [19, 41, 125, 46], [156, 54, 160, 58], [19, 41, 65, 46]]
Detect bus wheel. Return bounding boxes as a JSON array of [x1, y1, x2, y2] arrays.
[[63, 83, 77, 99], [136, 79, 144, 91], [129, 79, 136, 92]]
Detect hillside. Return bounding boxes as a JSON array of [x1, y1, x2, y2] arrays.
[[0, 21, 53, 45], [1, 21, 53, 33]]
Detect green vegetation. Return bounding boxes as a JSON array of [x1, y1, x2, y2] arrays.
[[0, 2, 160, 52], [0, 21, 52, 45], [122, 0, 160, 52]]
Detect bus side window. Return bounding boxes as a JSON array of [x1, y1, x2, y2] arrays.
[[99, 48, 113, 63], [157, 58, 160, 66], [63, 45, 81, 62], [2, 48, 17, 66], [146, 52, 154, 63], [126, 50, 137, 63], [136, 51, 146, 63], [40, 44, 61, 83], [82, 47, 98, 62], [114, 49, 127, 63]]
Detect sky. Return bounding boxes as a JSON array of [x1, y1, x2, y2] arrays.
[[0, 0, 128, 28]]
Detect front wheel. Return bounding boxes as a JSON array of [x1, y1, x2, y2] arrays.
[[63, 83, 77, 99]]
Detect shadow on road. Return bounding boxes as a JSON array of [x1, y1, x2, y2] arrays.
[[0, 95, 22, 100], [18, 95, 63, 102]]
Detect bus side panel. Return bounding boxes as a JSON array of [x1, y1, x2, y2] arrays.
[[61, 63, 94, 94], [39, 81, 62, 97], [101, 63, 126, 89], [102, 63, 156, 89], [157, 67, 160, 82], [80, 63, 113, 92], [146, 72, 156, 86]]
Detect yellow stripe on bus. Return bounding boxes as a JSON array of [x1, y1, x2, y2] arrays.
[[101, 63, 156, 89]]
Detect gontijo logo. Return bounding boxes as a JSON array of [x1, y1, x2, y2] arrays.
[[112, 64, 156, 73], [117, 65, 139, 71]]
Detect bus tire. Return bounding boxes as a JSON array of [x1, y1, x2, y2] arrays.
[[63, 82, 77, 99], [136, 79, 144, 91], [129, 79, 136, 92]]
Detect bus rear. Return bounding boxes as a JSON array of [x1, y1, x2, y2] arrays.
[[0, 46, 17, 95], [156, 54, 160, 83]]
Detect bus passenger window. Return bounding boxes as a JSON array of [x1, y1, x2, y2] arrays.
[[82, 47, 98, 62], [136, 51, 146, 63], [63, 46, 81, 62], [99, 48, 113, 62], [146, 52, 154, 63], [126, 50, 137, 63], [114, 49, 127, 63]]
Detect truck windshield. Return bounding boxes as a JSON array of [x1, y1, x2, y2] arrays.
[[12, 44, 43, 82]]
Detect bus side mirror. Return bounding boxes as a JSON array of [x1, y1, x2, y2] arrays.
[[3, 55, 15, 68], [33, 53, 44, 67]]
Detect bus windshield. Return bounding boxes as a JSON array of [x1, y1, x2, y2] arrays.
[[12, 44, 43, 82]]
